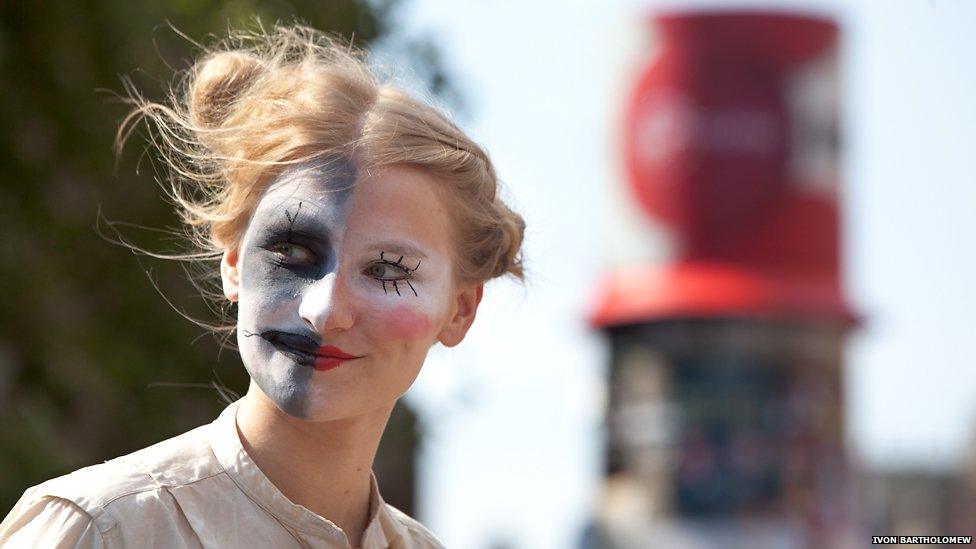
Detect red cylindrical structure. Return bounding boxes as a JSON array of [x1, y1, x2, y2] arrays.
[[591, 11, 852, 327]]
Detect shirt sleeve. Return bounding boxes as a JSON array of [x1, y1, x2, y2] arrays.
[[0, 494, 107, 549]]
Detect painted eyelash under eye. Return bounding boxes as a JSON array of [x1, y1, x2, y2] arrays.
[[369, 252, 421, 297]]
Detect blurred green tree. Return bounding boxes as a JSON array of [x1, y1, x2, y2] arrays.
[[0, 0, 451, 515]]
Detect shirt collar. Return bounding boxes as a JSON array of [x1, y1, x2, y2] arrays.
[[208, 399, 407, 547]]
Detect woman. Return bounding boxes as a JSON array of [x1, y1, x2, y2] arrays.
[[0, 24, 525, 548]]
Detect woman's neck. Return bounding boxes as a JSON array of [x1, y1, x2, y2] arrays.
[[235, 381, 394, 548]]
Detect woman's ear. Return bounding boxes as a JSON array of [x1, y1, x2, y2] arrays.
[[220, 248, 241, 303], [437, 282, 484, 348]]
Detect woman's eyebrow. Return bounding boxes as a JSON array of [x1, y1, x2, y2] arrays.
[[370, 240, 428, 260], [255, 213, 332, 244]]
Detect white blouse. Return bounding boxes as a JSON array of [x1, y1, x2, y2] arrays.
[[0, 400, 444, 548]]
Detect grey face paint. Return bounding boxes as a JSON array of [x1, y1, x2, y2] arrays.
[[235, 158, 356, 419]]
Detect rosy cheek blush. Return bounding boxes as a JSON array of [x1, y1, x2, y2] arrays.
[[379, 304, 434, 341]]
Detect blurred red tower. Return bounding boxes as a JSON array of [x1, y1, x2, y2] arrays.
[[585, 9, 859, 548]]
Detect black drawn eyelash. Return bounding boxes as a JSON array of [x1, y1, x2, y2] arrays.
[[373, 251, 421, 297], [284, 201, 302, 241]]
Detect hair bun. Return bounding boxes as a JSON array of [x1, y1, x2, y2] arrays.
[[189, 52, 264, 129]]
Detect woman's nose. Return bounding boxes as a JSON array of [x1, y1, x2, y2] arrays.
[[298, 272, 355, 335]]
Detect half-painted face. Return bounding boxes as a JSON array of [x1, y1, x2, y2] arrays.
[[221, 161, 479, 420]]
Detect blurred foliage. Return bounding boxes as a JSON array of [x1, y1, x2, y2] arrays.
[[0, 0, 447, 514]]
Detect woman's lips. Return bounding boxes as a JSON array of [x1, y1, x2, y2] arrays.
[[313, 356, 353, 371], [313, 345, 361, 371], [317, 345, 358, 359], [258, 331, 361, 371]]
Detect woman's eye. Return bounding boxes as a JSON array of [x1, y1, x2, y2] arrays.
[[271, 243, 317, 265], [366, 262, 409, 280]]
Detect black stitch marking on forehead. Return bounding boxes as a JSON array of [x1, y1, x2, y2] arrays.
[[284, 201, 303, 241]]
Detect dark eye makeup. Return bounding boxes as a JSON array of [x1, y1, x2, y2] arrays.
[[269, 242, 319, 268], [260, 202, 325, 272], [260, 202, 424, 296]]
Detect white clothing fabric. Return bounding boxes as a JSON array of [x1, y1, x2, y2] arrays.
[[0, 400, 443, 548]]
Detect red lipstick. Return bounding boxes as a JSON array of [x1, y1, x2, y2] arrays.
[[313, 345, 361, 371]]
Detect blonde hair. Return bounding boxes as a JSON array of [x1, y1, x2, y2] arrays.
[[116, 24, 525, 332]]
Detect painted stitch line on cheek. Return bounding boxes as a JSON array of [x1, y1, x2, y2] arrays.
[[380, 304, 434, 341]]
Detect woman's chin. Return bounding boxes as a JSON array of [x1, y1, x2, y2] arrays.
[[253, 380, 362, 422]]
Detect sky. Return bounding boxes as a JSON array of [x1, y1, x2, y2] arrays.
[[378, 0, 976, 547]]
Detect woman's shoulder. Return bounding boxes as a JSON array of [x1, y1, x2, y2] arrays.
[[1, 421, 223, 547], [30, 421, 219, 508], [0, 495, 106, 548]]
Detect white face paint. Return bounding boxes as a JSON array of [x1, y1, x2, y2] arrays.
[[231, 161, 459, 420]]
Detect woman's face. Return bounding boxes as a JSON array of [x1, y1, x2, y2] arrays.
[[221, 162, 481, 421]]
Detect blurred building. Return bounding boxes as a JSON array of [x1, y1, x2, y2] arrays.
[[585, 10, 858, 548]]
